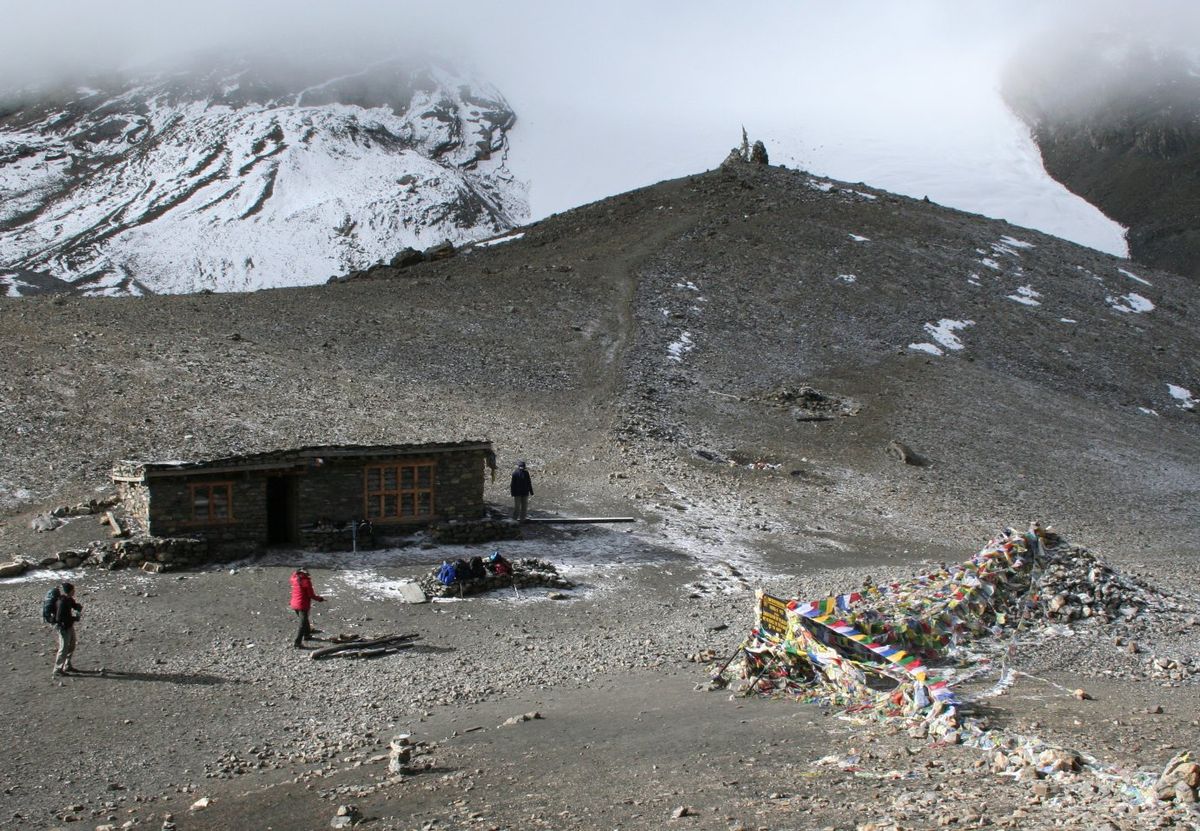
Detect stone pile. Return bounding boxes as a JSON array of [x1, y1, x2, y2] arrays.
[[1155, 753, 1200, 805], [418, 557, 573, 598], [1034, 542, 1162, 624], [1144, 654, 1200, 683], [386, 733, 433, 776], [429, 517, 522, 545]]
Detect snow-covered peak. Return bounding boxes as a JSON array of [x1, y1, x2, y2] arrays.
[[0, 58, 527, 295]]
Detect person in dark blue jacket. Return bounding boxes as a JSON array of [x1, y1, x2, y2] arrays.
[[51, 582, 82, 676], [510, 460, 534, 522]]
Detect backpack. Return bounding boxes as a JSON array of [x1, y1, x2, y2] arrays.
[[436, 562, 457, 586], [42, 587, 61, 625], [454, 559, 472, 583], [469, 556, 486, 579]]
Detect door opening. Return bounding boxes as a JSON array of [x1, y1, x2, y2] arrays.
[[266, 476, 297, 546]]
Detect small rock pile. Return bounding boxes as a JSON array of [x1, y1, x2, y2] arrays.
[[418, 558, 573, 598], [1144, 654, 1200, 683], [1035, 542, 1166, 624], [1155, 753, 1200, 805]]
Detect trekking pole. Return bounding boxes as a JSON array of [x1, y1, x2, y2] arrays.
[[742, 655, 776, 697], [511, 575, 521, 599]]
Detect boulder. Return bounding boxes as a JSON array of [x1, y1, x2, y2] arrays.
[[0, 560, 29, 578], [388, 247, 425, 269], [887, 440, 929, 466], [423, 241, 455, 261], [31, 514, 63, 533]]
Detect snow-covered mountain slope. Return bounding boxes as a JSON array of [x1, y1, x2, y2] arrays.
[[0, 59, 527, 295]]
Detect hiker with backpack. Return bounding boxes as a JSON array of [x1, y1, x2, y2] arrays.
[[510, 460, 534, 522], [289, 567, 325, 648], [45, 582, 82, 677]]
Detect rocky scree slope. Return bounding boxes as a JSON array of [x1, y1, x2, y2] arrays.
[[1004, 41, 1200, 281], [0, 57, 525, 296], [0, 161, 1197, 567]]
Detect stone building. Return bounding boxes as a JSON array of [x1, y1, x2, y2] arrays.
[[112, 441, 496, 557]]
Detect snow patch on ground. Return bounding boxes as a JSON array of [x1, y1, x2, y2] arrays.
[[1118, 267, 1152, 287], [0, 484, 35, 511], [980, 258, 1001, 271], [923, 318, 974, 351], [1059, 318, 1077, 324], [836, 274, 857, 284], [967, 273, 982, 287], [999, 235, 1035, 249], [848, 233, 869, 242], [1138, 407, 1160, 417], [1007, 285, 1042, 306], [475, 231, 525, 248], [1107, 293, 1154, 314], [668, 331, 694, 362], [908, 343, 944, 356], [1168, 384, 1196, 411]]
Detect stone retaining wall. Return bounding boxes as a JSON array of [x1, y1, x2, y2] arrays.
[[429, 518, 522, 545]]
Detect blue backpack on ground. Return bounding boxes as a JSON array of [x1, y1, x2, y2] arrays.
[[436, 561, 457, 586], [42, 587, 61, 624]]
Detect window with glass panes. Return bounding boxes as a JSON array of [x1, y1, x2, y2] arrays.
[[189, 482, 234, 523], [364, 462, 435, 521]]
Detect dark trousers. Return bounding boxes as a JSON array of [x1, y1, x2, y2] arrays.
[[293, 609, 311, 647]]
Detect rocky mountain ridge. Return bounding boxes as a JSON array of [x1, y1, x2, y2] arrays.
[[0, 57, 526, 295], [1004, 41, 1200, 280]]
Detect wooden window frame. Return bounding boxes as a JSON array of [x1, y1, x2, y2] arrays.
[[363, 460, 436, 523], [188, 481, 235, 525]]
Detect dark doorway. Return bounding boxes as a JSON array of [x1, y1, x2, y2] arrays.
[[266, 476, 297, 545]]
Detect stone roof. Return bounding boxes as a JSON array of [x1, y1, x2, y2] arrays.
[[112, 440, 494, 482]]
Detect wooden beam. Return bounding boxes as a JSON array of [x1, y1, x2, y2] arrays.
[[524, 516, 636, 524]]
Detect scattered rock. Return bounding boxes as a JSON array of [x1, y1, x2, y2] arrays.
[[0, 560, 29, 578], [31, 514, 63, 533], [501, 712, 543, 727], [886, 440, 928, 467], [330, 804, 362, 828]]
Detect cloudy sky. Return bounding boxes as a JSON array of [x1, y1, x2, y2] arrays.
[[3, 1, 1197, 254]]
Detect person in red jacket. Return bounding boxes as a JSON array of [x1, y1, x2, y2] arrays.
[[289, 567, 325, 648]]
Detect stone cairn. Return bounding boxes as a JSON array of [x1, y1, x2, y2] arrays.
[[418, 557, 573, 598], [1036, 541, 1171, 625]]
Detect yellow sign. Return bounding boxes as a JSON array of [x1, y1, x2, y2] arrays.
[[757, 591, 789, 638]]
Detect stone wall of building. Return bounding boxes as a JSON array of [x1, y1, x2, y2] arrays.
[[146, 474, 267, 553], [122, 447, 490, 559], [116, 481, 151, 535]]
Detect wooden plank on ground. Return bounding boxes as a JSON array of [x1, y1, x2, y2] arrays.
[[524, 517, 636, 524]]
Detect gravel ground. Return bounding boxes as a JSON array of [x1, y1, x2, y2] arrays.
[[1, 521, 1199, 830], [1, 160, 1198, 829]]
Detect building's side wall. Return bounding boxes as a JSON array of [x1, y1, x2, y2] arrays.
[[116, 481, 151, 535], [145, 474, 267, 553]]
